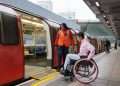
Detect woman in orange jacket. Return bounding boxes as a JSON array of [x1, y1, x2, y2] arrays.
[[55, 23, 74, 71]]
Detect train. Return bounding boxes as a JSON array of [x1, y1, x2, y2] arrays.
[[0, 4, 24, 85]]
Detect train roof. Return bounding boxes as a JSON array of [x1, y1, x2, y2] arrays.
[[0, 5, 17, 15], [0, 0, 80, 31]]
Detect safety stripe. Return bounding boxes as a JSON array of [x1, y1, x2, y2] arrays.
[[31, 70, 59, 86]]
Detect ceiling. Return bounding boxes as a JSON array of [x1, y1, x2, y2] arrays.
[[84, 0, 120, 39], [78, 22, 114, 38]]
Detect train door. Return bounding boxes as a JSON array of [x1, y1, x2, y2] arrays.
[[18, 12, 52, 77], [0, 5, 24, 85], [46, 21, 59, 68]]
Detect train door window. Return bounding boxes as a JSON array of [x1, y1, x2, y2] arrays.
[[0, 13, 1, 43], [0, 12, 19, 45]]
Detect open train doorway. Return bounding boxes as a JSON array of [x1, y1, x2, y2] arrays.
[[19, 12, 52, 77]]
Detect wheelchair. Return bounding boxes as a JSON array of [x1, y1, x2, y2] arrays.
[[60, 58, 99, 84]]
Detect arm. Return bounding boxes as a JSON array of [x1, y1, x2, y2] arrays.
[[87, 42, 95, 60], [69, 30, 75, 47]]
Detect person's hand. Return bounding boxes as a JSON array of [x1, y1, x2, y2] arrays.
[[86, 58, 91, 61]]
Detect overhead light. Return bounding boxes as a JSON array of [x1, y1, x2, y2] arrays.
[[33, 17, 39, 21], [103, 15, 106, 18], [95, 1, 100, 7], [21, 19, 43, 27], [106, 21, 111, 26], [106, 21, 109, 24]]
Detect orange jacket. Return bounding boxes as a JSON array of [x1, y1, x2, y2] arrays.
[[55, 30, 65, 46]]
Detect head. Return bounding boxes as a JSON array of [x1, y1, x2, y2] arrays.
[[78, 32, 84, 41], [60, 23, 69, 30]]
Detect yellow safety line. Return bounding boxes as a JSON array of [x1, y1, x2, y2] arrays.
[[31, 71, 59, 86], [31, 69, 57, 80]]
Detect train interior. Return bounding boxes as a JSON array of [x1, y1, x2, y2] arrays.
[[19, 12, 49, 77]]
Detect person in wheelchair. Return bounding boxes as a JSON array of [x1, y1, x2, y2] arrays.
[[63, 32, 95, 76]]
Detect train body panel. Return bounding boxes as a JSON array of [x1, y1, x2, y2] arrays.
[[0, 5, 24, 85], [0, 45, 24, 85]]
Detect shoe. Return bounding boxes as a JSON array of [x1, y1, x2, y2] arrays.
[[64, 70, 70, 76], [60, 67, 64, 75], [64, 76, 70, 81]]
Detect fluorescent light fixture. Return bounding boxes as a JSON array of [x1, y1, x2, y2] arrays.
[[106, 21, 110, 24], [21, 19, 43, 27], [95, 1, 100, 7], [103, 15, 106, 18]]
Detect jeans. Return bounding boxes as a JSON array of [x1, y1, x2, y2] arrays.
[[64, 54, 80, 70], [58, 46, 68, 69]]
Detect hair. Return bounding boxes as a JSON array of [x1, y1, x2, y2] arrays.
[[60, 23, 69, 29], [78, 32, 84, 38]]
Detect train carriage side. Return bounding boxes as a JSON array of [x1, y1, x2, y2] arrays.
[[0, 5, 24, 85]]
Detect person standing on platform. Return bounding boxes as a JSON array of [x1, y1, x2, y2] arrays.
[[105, 39, 111, 53], [114, 40, 117, 50], [55, 23, 74, 71]]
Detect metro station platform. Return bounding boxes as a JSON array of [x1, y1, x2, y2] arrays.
[[17, 47, 120, 86]]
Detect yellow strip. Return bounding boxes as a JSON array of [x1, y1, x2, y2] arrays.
[[31, 71, 59, 86]]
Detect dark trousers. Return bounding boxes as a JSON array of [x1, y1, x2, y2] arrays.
[[58, 46, 68, 69]]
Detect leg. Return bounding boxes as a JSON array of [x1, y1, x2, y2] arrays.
[[58, 46, 63, 69], [64, 54, 80, 70], [63, 47, 69, 65]]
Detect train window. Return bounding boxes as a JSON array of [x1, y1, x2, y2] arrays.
[[0, 12, 19, 45], [0, 13, 1, 43]]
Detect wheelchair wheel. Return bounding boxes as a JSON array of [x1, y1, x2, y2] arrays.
[[73, 59, 99, 84]]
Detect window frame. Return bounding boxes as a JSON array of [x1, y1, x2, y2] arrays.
[[0, 11, 20, 45]]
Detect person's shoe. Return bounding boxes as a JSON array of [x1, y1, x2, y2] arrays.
[[60, 67, 65, 75], [64, 69, 70, 76], [64, 76, 70, 80]]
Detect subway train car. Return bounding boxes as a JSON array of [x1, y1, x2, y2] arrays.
[[89, 37, 106, 54], [0, 5, 24, 85], [0, 4, 57, 85]]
